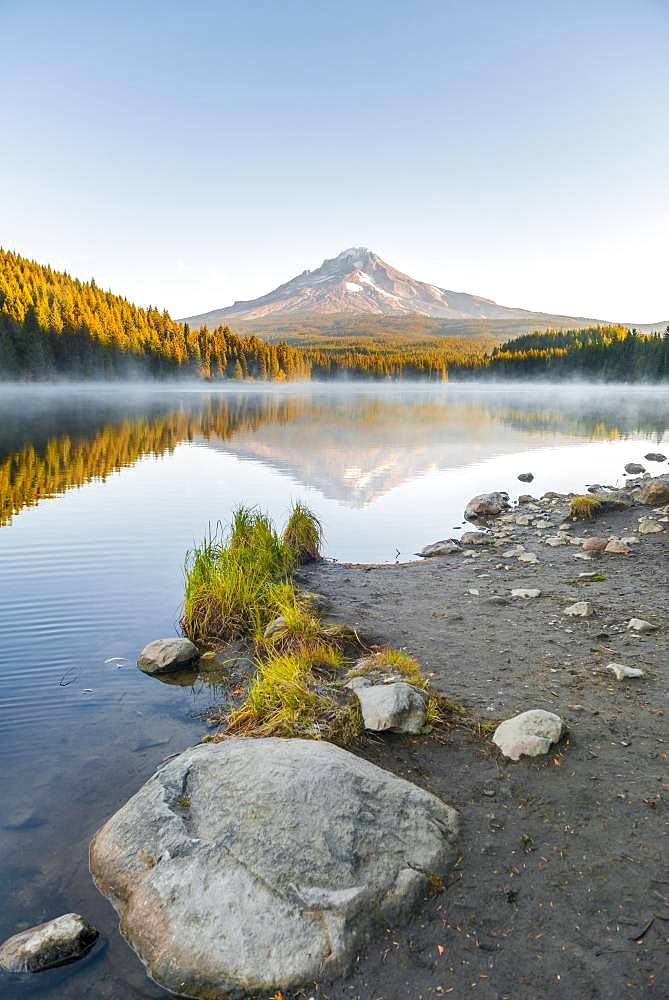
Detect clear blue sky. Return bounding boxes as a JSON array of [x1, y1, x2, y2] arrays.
[[2, 0, 667, 322]]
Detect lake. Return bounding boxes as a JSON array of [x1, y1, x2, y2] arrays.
[[0, 382, 667, 998]]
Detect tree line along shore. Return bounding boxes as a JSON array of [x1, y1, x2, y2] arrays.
[[1, 247, 668, 382]]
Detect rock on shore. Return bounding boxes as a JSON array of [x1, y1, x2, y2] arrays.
[[89, 739, 459, 996], [464, 492, 510, 520], [493, 710, 564, 761], [354, 681, 427, 733]]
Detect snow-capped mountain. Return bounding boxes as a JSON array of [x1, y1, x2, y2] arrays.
[[182, 247, 594, 327]]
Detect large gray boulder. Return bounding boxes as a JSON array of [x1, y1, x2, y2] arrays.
[[354, 681, 427, 733], [464, 492, 510, 520], [137, 637, 199, 675], [0, 913, 97, 973], [90, 739, 459, 996]]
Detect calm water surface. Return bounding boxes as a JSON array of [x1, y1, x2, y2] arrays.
[[0, 383, 667, 998]]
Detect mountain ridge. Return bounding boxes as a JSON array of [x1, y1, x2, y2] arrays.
[[182, 247, 604, 330]]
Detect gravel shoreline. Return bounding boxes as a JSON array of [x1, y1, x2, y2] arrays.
[[300, 487, 668, 1000]]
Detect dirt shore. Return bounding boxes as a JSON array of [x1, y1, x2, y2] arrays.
[[298, 488, 668, 1000]]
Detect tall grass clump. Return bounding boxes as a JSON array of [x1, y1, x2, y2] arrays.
[[223, 647, 362, 743], [282, 501, 323, 563], [182, 507, 297, 643], [569, 495, 602, 521]]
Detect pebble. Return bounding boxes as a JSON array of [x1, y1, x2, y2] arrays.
[[606, 662, 645, 680], [638, 519, 663, 534], [518, 552, 538, 564], [511, 588, 541, 599], [628, 618, 656, 634], [604, 538, 631, 555], [564, 601, 594, 618]]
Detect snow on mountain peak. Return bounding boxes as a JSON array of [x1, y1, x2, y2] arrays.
[[336, 246, 369, 260]]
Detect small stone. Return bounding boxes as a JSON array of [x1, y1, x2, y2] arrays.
[[590, 491, 635, 511], [518, 472, 534, 482], [0, 914, 98, 973], [574, 552, 593, 561], [492, 709, 564, 761], [625, 463, 645, 475], [416, 539, 461, 558], [460, 531, 494, 546], [606, 662, 645, 680], [511, 588, 541, 599], [514, 514, 532, 526], [645, 452, 666, 463], [628, 618, 656, 634], [620, 535, 640, 545], [544, 536, 567, 547], [638, 519, 663, 534], [604, 539, 631, 555], [355, 682, 428, 734], [465, 492, 511, 520], [578, 571, 603, 580], [502, 545, 525, 558], [564, 601, 594, 618], [581, 537, 608, 552], [639, 478, 669, 506], [137, 638, 199, 675], [467, 588, 480, 596], [518, 552, 538, 564]]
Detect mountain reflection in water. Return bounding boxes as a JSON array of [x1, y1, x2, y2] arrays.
[[1, 384, 667, 524]]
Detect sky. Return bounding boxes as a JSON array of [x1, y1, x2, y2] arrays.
[[1, 0, 668, 323]]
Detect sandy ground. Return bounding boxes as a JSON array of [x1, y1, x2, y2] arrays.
[[297, 492, 669, 1000]]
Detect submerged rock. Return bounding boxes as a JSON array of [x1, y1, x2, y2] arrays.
[[137, 638, 199, 675], [416, 539, 461, 557], [355, 682, 427, 733], [624, 463, 645, 475], [464, 492, 510, 521], [90, 739, 459, 997], [492, 709, 564, 761], [0, 914, 97, 973]]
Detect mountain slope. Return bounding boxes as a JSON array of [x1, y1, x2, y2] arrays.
[[183, 247, 600, 328]]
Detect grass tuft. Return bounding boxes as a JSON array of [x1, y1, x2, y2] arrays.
[[181, 507, 298, 643], [349, 647, 428, 688], [222, 648, 361, 743], [569, 495, 602, 521], [282, 501, 323, 563]]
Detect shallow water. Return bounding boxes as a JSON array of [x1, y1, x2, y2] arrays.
[[0, 382, 667, 998]]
